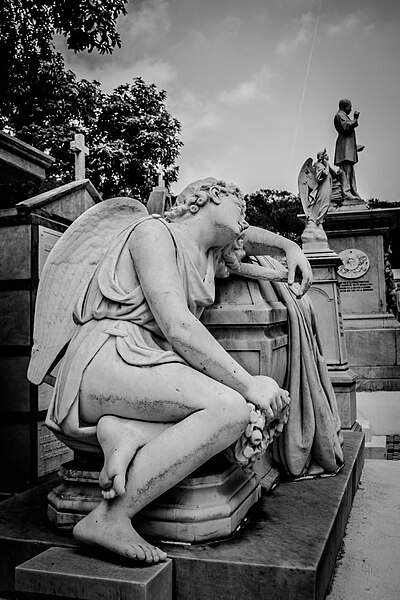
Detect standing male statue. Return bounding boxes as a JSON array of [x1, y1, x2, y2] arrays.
[[333, 98, 364, 201]]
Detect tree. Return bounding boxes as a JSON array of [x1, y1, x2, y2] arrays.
[[0, 70, 182, 205], [87, 78, 183, 199], [245, 189, 303, 243], [0, 0, 127, 131], [0, 2, 183, 204]]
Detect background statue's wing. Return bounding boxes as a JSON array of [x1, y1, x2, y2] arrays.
[[298, 158, 316, 212], [28, 197, 148, 385]]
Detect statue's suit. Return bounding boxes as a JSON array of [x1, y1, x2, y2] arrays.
[[334, 109, 360, 198]]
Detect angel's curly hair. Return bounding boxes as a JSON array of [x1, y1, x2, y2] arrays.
[[165, 177, 245, 222]]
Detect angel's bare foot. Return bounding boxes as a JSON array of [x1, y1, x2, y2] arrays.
[[97, 416, 171, 498], [97, 416, 143, 498], [73, 505, 168, 563]]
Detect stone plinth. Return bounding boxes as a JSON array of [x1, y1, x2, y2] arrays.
[[303, 246, 357, 428], [325, 203, 400, 391], [47, 454, 278, 543], [15, 547, 172, 600], [0, 432, 364, 600]]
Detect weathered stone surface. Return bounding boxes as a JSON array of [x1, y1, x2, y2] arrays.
[[16, 179, 101, 223], [0, 290, 30, 345], [325, 204, 400, 391], [167, 431, 364, 600], [47, 454, 278, 543], [305, 249, 357, 427], [15, 547, 172, 600], [0, 183, 99, 494], [0, 225, 31, 279], [0, 130, 54, 183], [0, 432, 364, 600], [329, 370, 358, 429]]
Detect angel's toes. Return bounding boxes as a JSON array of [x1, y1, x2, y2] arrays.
[[101, 489, 116, 500], [156, 547, 168, 561]]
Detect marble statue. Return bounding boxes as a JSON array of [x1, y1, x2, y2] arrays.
[[298, 149, 340, 245], [334, 98, 364, 201], [28, 177, 343, 563]]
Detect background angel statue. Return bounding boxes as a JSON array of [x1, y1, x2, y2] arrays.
[[298, 149, 341, 246], [28, 177, 343, 564]]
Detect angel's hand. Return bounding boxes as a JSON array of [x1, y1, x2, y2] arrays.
[[245, 375, 290, 423], [222, 238, 246, 274], [285, 244, 313, 298]]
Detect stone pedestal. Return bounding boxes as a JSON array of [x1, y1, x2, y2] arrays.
[[303, 246, 357, 428], [325, 202, 400, 391], [46, 454, 278, 543]]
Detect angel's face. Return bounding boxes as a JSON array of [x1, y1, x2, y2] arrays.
[[213, 191, 248, 241]]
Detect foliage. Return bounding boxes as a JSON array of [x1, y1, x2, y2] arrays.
[[1, 72, 182, 204], [0, 0, 127, 130], [366, 198, 400, 209], [0, 2, 182, 204], [245, 189, 304, 243], [87, 79, 183, 199]]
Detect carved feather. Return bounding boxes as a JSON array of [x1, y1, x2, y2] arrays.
[[297, 157, 317, 216], [28, 197, 148, 385]]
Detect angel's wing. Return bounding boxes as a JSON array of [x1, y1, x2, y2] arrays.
[[28, 197, 148, 385], [298, 158, 316, 214]]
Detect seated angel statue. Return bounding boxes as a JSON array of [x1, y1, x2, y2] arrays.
[[28, 177, 343, 564]]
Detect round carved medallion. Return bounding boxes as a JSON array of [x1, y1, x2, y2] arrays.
[[338, 248, 370, 279]]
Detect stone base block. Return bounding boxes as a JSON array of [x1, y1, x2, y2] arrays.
[[365, 435, 387, 459], [0, 432, 364, 600], [15, 547, 172, 600], [329, 368, 358, 428], [47, 455, 268, 543], [343, 319, 400, 391]]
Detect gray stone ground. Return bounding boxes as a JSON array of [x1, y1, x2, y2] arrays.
[[326, 459, 400, 600]]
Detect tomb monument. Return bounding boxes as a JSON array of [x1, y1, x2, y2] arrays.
[[0, 168, 365, 600], [0, 131, 101, 493], [298, 149, 358, 427]]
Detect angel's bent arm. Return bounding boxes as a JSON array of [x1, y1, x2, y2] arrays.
[[128, 220, 281, 414], [242, 226, 313, 297]]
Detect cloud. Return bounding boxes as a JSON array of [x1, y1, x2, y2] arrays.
[[168, 90, 223, 143], [82, 57, 177, 93], [171, 156, 223, 196], [276, 12, 314, 56], [220, 15, 242, 36], [121, 0, 171, 48], [217, 66, 276, 106], [326, 14, 359, 37]]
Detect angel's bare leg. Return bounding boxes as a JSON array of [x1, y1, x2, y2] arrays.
[[73, 344, 250, 563]]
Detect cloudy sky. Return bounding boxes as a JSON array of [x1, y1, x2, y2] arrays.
[[58, 0, 400, 200]]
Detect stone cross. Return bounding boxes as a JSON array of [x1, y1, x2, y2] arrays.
[[157, 164, 165, 188], [70, 133, 89, 180]]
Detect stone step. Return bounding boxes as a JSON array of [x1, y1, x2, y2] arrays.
[[0, 431, 364, 600], [15, 547, 172, 600]]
